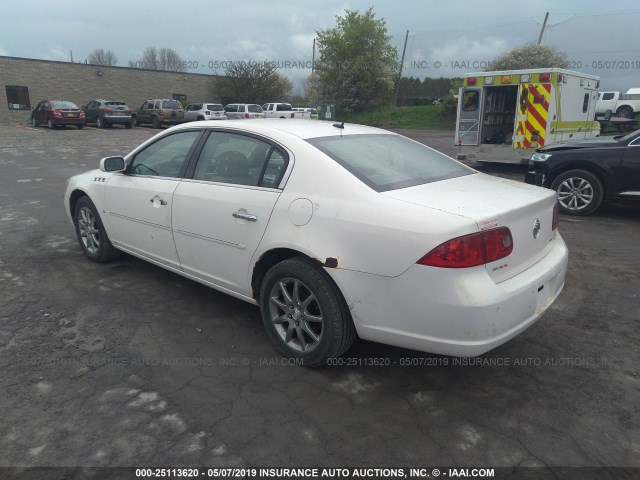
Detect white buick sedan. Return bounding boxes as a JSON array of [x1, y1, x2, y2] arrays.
[[64, 120, 568, 366]]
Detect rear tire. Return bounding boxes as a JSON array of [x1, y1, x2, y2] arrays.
[[126, 122, 133, 129], [73, 196, 121, 262], [77, 125, 84, 130], [550, 169, 604, 216], [97, 116, 104, 128], [616, 105, 634, 119], [259, 257, 356, 367]]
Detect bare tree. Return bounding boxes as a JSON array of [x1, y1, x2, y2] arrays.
[[87, 49, 118, 66], [128, 47, 185, 72]]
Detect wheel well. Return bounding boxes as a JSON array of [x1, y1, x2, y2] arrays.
[[69, 189, 87, 217], [251, 248, 305, 300], [197, 115, 204, 120]]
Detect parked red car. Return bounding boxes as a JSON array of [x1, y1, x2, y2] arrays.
[[31, 100, 86, 129]]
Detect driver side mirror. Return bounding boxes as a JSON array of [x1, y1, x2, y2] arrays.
[[100, 156, 126, 172]]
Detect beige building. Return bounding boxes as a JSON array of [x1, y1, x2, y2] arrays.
[[0, 56, 228, 125]]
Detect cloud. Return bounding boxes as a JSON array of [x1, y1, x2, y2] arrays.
[[0, 47, 7, 56]]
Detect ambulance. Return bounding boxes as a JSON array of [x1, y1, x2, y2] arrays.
[[455, 68, 600, 164]]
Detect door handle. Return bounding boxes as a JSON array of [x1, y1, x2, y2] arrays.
[[150, 197, 167, 206], [232, 211, 257, 222]]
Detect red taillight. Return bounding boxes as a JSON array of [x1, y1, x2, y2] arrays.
[[244, 112, 250, 118], [52, 109, 62, 117], [79, 110, 85, 118], [552, 202, 559, 231], [159, 109, 164, 115], [467, 77, 477, 86], [418, 227, 513, 268], [291, 112, 295, 118], [101, 107, 112, 113]]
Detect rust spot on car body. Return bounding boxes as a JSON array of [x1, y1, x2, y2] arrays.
[[323, 257, 338, 268]]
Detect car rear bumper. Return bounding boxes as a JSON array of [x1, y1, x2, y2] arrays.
[[103, 114, 132, 124], [52, 117, 85, 126], [330, 233, 568, 357]]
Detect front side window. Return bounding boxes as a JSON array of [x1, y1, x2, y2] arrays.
[[130, 131, 201, 178], [192, 132, 287, 187], [6, 86, 30, 110], [307, 134, 472, 192], [601, 92, 615, 101]]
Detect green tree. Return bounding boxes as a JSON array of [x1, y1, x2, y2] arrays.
[[314, 8, 398, 111], [223, 61, 293, 104], [487, 43, 569, 71]]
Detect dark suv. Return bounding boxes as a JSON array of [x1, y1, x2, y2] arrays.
[[132, 99, 185, 128], [83, 99, 133, 129]]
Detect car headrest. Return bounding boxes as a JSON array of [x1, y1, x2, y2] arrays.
[[218, 152, 250, 176]]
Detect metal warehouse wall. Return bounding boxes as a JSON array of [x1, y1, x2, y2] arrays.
[[0, 56, 228, 125]]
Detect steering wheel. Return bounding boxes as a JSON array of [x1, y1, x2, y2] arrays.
[[132, 163, 158, 176]]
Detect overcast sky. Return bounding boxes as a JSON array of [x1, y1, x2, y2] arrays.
[[2, 0, 640, 91]]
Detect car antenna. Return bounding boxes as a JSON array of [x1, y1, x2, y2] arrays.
[[332, 121, 345, 129]]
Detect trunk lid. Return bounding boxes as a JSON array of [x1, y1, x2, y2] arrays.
[[383, 173, 558, 283]]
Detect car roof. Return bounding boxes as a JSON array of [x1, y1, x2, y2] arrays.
[[171, 118, 391, 140]]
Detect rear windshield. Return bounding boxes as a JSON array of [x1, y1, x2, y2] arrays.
[[248, 104, 263, 113], [162, 100, 182, 109], [307, 134, 472, 192], [105, 101, 126, 107], [51, 101, 78, 109], [207, 104, 223, 111]]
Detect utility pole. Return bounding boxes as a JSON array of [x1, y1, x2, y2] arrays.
[[311, 38, 315, 75], [393, 30, 409, 107], [537, 12, 549, 45]]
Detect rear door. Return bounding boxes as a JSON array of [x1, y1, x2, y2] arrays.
[[515, 83, 552, 149], [172, 130, 288, 294], [456, 88, 483, 145]]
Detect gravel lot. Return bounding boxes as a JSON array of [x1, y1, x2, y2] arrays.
[[0, 124, 638, 475]]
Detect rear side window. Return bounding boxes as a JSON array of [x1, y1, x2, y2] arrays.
[[307, 134, 472, 192], [276, 103, 292, 111], [163, 100, 182, 109], [248, 104, 263, 113], [583, 93, 590, 113], [192, 132, 288, 188]]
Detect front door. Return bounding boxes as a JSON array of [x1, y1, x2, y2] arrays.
[[172, 130, 288, 295], [456, 88, 483, 145], [104, 130, 202, 268]]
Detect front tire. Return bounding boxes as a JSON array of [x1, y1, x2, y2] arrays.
[[152, 116, 161, 129], [32, 117, 39, 127], [551, 169, 604, 216], [259, 257, 355, 366], [73, 196, 121, 262], [48, 119, 54, 129], [97, 116, 104, 128], [132, 116, 140, 127]]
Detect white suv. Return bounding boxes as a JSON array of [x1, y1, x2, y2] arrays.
[[184, 103, 226, 121], [224, 103, 265, 119]]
